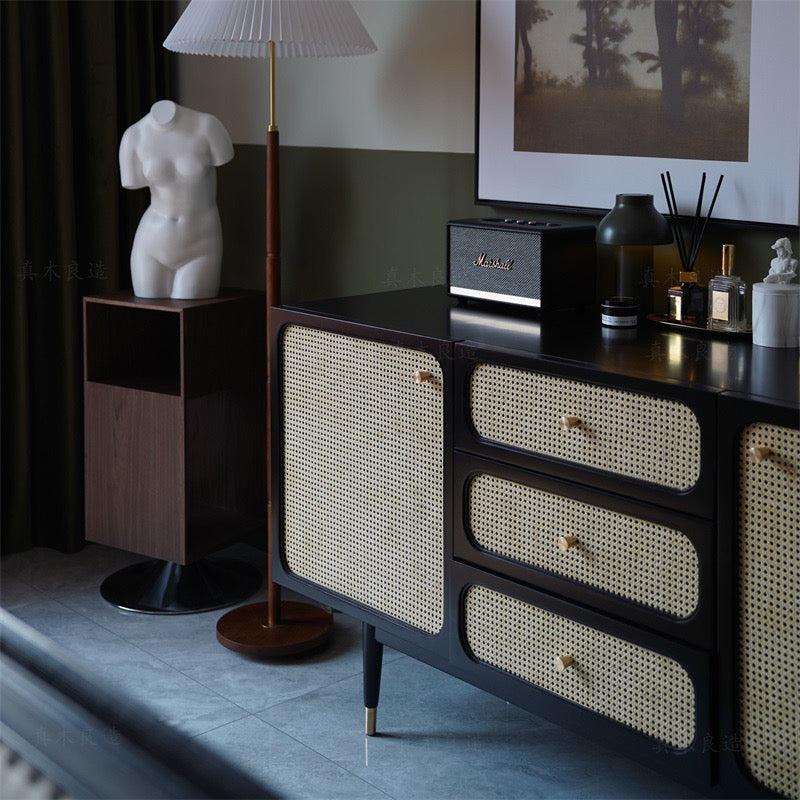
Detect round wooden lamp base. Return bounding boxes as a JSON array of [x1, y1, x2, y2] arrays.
[[215, 601, 333, 657]]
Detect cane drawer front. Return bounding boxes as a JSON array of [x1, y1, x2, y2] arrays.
[[280, 324, 445, 635], [737, 422, 800, 798], [468, 363, 701, 493], [463, 583, 697, 751], [466, 472, 700, 621]]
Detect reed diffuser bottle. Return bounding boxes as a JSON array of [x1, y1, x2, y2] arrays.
[[708, 244, 747, 331], [668, 271, 707, 326]]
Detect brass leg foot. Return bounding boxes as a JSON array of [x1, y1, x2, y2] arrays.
[[365, 706, 377, 736]]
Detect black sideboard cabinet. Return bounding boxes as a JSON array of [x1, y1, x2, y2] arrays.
[[269, 287, 799, 799]]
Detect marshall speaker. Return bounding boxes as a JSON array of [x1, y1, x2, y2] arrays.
[[448, 218, 596, 311]]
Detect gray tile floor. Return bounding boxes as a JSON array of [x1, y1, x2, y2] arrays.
[[1, 544, 701, 799]]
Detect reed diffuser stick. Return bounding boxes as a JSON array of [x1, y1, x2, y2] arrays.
[[689, 174, 724, 268], [660, 173, 684, 267], [660, 171, 724, 271], [665, 172, 688, 268], [691, 172, 706, 261], [659, 172, 683, 264]]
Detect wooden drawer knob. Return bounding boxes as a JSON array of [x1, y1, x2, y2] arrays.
[[413, 370, 433, 384], [558, 535, 578, 551], [555, 655, 574, 672], [747, 445, 772, 462], [559, 415, 581, 430]]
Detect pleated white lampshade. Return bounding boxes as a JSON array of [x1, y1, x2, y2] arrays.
[[163, 0, 377, 58]]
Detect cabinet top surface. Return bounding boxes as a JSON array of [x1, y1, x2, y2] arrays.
[[85, 289, 263, 312], [282, 286, 799, 408]]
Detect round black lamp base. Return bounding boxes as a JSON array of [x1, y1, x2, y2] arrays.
[[100, 557, 263, 614]]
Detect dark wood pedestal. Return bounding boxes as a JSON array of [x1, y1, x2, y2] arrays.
[[83, 290, 266, 613]]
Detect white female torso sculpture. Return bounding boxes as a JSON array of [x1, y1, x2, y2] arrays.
[[119, 100, 233, 299]]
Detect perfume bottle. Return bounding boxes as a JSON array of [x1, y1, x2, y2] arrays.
[[708, 245, 746, 331], [668, 271, 707, 326]]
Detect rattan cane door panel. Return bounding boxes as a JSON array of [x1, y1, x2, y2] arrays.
[[463, 584, 697, 750], [281, 325, 444, 634], [467, 473, 699, 619], [469, 363, 701, 491], [737, 423, 800, 798]]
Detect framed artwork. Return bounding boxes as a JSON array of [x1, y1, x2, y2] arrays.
[[476, 0, 799, 226]]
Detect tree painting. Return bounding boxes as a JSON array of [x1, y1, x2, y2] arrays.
[[651, 0, 684, 125], [516, 1, 553, 93], [680, 1, 739, 97], [570, 0, 633, 87], [513, 0, 751, 161]]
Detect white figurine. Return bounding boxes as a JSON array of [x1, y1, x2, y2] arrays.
[[119, 100, 233, 299], [764, 237, 798, 284], [753, 236, 800, 347]]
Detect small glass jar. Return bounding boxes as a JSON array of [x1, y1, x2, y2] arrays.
[[601, 296, 639, 328]]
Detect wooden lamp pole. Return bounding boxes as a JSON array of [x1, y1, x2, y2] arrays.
[[265, 39, 282, 629]]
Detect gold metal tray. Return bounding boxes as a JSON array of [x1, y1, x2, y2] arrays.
[[646, 314, 752, 340]]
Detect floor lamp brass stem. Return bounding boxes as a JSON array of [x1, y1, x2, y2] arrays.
[[268, 39, 276, 132]]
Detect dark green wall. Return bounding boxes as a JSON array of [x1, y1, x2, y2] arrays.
[[217, 144, 486, 303], [218, 144, 796, 315]]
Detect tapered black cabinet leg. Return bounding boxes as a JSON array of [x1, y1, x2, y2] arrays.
[[363, 623, 384, 736]]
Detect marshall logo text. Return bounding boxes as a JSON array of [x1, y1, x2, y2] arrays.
[[474, 253, 514, 271]]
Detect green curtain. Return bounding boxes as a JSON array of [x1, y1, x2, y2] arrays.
[[1, 1, 175, 554]]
